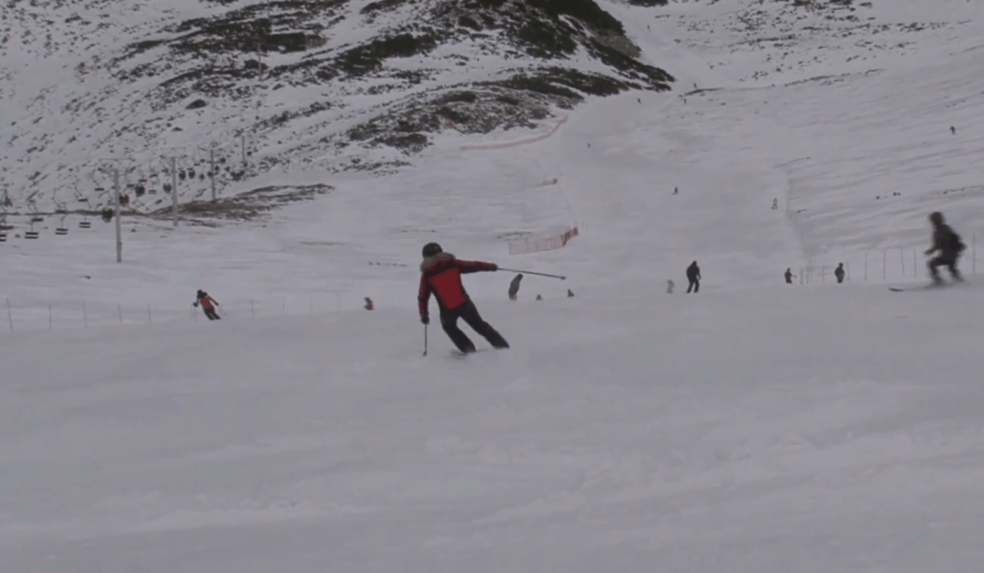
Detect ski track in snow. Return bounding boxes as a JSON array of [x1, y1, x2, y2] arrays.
[[3, 0, 984, 572]]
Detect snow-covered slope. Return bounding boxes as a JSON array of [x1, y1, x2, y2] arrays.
[[4, 0, 984, 571], [6, 286, 984, 573]]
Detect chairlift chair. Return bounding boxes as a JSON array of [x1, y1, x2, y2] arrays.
[[24, 220, 39, 239], [55, 212, 68, 235], [28, 202, 43, 223]]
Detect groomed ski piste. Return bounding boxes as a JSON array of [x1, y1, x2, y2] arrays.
[[4, 0, 984, 571]]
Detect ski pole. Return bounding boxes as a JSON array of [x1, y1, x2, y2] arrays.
[[497, 268, 566, 280], [422, 324, 428, 356]]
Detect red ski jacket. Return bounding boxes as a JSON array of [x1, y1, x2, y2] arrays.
[[418, 252, 496, 317], [196, 295, 218, 310]]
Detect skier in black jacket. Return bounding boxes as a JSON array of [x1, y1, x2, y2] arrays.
[[686, 261, 701, 293], [925, 211, 965, 285]]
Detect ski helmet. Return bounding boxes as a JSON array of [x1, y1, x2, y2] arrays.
[[929, 211, 944, 225], [422, 242, 442, 258]]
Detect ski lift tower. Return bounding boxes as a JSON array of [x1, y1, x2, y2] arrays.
[[98, 157, 136, 263]]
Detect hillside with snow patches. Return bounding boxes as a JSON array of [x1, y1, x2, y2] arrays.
[[5, 0, 984, 571], [1, 0, 673, 217]]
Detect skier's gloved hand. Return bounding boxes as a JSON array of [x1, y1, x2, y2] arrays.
[[421, 315, 429, 325], [490, 264, 498, 271]]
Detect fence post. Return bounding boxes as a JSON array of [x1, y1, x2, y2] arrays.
[[899, 247, 905, 276], [883, 249, 887, 279], [5, 298, 11, 331], [83, 302, 88, 328]]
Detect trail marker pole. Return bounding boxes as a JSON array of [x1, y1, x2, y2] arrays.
[[113, 168, 122, 263], [171, 156, 179, 227], [210, 147, 217, 201]]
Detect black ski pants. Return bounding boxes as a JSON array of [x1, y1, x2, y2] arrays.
[[687, 278, 699, 293], [441, 301, 508, 352], [928, 252, 962, 281], [204, 308, 220, 320]]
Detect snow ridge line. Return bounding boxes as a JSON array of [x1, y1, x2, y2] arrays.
[[460, 117, 569, 151]]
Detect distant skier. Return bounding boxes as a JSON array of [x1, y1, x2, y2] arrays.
[[834, 263, 845, 284], [686, 261, 701, 293], [193, 290, 221, 320], [667, 279, 675, 294], [508, 274, 523, 300], [925, 211, 965, 285], [785, 268, 795, 284], [418, 242, 509, 353]]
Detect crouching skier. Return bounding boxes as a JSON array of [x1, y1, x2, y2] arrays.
[[925, 211, 965, 285], [194, 290, 221, 320], [418, 242, 509, 353]]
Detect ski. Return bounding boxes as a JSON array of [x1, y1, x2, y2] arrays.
[[889, 283, 949, 292], [451, 349, 486, 357]]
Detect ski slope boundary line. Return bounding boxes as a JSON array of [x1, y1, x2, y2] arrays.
[[460, 116, 568, 151]]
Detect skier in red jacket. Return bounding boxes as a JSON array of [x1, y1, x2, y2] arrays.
[[193, 290, 221, 320], [418, 242, 509, 353]]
